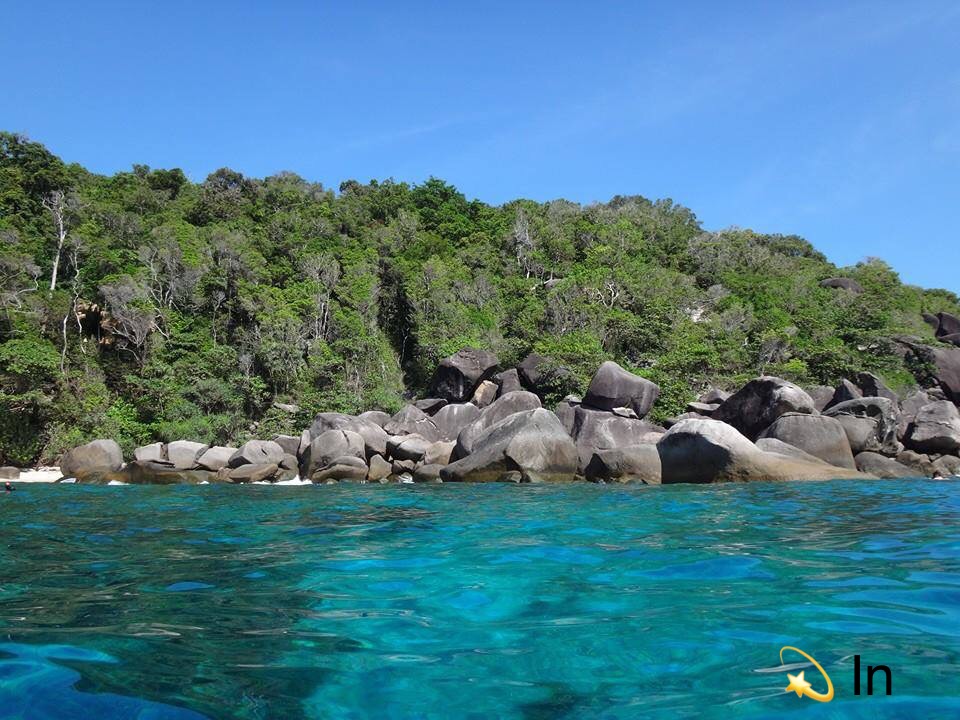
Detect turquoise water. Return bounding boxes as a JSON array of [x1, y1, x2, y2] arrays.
[[1, 481, 958, 719]]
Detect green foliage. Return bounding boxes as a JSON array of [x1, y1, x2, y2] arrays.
[[1, 132, 958, 465]]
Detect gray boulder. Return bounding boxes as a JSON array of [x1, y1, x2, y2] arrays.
[[367, 454, 392, 482], [494, 369, 523, 396], [854, 452, 916, 479], [805, 385, 836, 412], [906, 401, 960, 454], [698, 388, 731, 405], [584, 445, 661, 484], [755, 438, 832, 465], [570, 405, 664, 472], [554, 395, 580, 436], [424, 440, 456, 466], [358, 410, 391, 427], [226, 463, 280, 483], [413, 464, 444, 483], [441, 408, 578, 483], [166, 440, 209, 470], [899, 390, 932, 439], [228, 440, 285, 468], [455, 391, 542, 456], [303, 429, 365, 477], [387, 434, 431, 462], [271, 434, 301, 456], [933, 455, 960, 476], [60, 439, 123, 480], [134, 442, 165, 463], [311, 456, 369, 483], [657, 419, 869, 484], [308, 412, 389, 457], [758, 412, 856, 469], [823, 397, 902, 456], [196, 446, 237, 471], [582, 361, 659, 418], [935, 311, 960, 339], [517, 353, 574, 397], [897, 450, 935, 476], [712, 376, 816, 440], [428, 347, 498, 402], [383, 405, 440, 442], [431, 403, 481, 442], [413, 398, 447, 414], [686, 401, 719, 416]]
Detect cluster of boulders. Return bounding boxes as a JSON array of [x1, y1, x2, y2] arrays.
[[57, 337, 960, 485]]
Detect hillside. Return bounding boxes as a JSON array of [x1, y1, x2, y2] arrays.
[[1, 131, 958, 466]]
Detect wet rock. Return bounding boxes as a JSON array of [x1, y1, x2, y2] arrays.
[[758, 412, 856, 469], [127, 461, 213, 485], [584, 445, 661, 484], [582, 361, 659, 418], [311, 456, 369, 483], [657, 419, 869, 484], [854, 452, 916, 479], [227, 463, 280, 484], [712, 376, 816, 440], [413, 464, 444, 483]]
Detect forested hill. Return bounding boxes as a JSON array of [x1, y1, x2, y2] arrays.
[[1, 131, 958, 466]]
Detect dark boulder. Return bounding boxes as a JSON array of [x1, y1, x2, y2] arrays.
[[899, 390, 932, 439], [856, 372, 898, 404], [413, 398, 447, 414], [441, 408, 578, 483], [584, 445, 661, 484], [712, 376, 816, 440], [582, 361, 660, 418], [413, 464, 444, 483], [933, 455, 960, 476], [853, 452, 917, 479], [303, 429, 365, 478], [271, 434, 301, 457], [60, 439, 123, 480], [517, 353, 574, 397], [228, 440, 285, 468], [935, 312, 960, 339], [758, 412, 856, 469], [824, 379, 862, 411], [698, 388, 730, 405], [823, 397, 902, 456], [657, 419, 868, 484], [226, 463, 280, 483], [819, 277, 863, 293], [428, 348, 498, 402], [906, 401, 960, 454], [127, 461, 213, 485], [386, 434, 431, 462], [940, 333, 960, 347]]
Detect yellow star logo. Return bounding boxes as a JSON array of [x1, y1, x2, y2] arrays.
[[779, 646, 834, 702], [785, 671, 813, 697]]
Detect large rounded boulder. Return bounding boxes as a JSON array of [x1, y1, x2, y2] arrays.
[[906, 401, 960, 454], [302, 429, 366, 479], [584, 445, 661, 484], [309, 412, 389, 457], [431, 403, 481, 442], [441, 408, 577, 483], [582, 361, 660, 418], [657, 419, 868, 484], [229, 440, 285, 468], [383, 405, 440, 442], [712, 376, 816, 440], [60, 439, 124, 481], [455, 391, 542, 456], [757, 412, 856, 469], [823, 397, 902, 456], [428, 347, 499, 402], [570, 405, 664, 472]]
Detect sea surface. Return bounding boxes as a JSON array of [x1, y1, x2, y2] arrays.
[[0, 480, 958, 719]]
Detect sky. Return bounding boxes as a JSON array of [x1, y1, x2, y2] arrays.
[[2, 1, 958, 291]]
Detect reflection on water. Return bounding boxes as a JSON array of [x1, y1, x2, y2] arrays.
[[0, 481, 958, 719]]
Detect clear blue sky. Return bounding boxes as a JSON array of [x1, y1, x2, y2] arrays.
[[2, 1, 958, 291]]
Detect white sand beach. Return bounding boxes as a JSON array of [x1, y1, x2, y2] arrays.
[[11, 467, 62, 483]]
